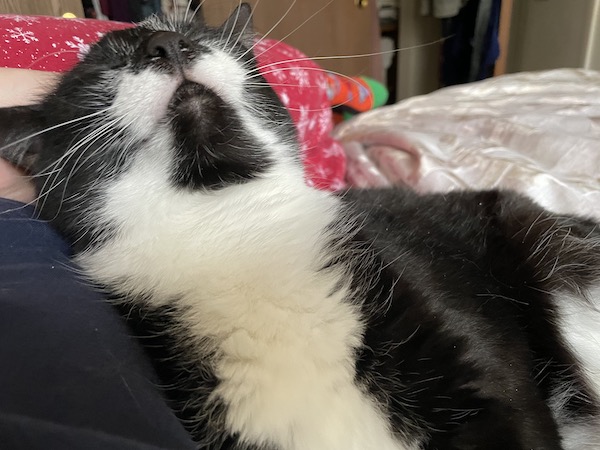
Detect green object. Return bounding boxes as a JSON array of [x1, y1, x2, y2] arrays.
[[361, 76, 389, 108]]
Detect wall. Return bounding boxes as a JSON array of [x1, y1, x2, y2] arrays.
[[507, 0, 600, 72], [396, 0, 442, 100]]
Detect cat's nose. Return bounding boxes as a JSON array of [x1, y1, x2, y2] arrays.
[[145, 31, 193, 61]]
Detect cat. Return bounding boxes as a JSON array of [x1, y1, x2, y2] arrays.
[[1, 3, 600, 449]]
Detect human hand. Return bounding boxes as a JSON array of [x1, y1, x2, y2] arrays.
[[0, 69, 59, 204], [0, 159, 36, 204]]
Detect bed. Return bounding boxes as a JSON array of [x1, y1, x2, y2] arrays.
[[335, 68, 600, 220]]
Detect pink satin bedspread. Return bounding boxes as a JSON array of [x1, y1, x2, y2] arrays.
[[335, 69, 600, 220]]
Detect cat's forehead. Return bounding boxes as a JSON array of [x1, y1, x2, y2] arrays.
[[140, 15, 208, 34]]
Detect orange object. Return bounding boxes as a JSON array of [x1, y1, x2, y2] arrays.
[[325, 73, 375, 113]]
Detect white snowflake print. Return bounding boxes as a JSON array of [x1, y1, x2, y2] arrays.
[[278, 48, 297, 61], [329, 178, 346, 191], [268, 67, 289, 82], [298, 105, 313, 130], [313, 164, 331, 180], [322, 144, 345, 159], [316, 75, 330, 95], [7, 15, 39, 24], [8, 27, 39, 44], [65, 36, 91, 60], [288, 67, 311, 88], [317, 113, 333, 135], [278, 92, 290, 107]]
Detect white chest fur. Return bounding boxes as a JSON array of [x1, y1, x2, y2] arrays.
[[75, 149, 410, 449]]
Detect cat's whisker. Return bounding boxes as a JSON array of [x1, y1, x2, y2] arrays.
[[27, 49, 81, 70], [246, 36, 450, 78], [36, 116, 119, 220], [244, 82, 323, 88], [0, 109, 108, 157], [183, 0, 193, 23], [234, 0, 298, 62], [245, 0, 335, 64], [249, 65, 373, 110], [228, 0, 258, 54], [222, 0, 243, 53], [188, 0, 203, 23], [244, 100, 330, 115]]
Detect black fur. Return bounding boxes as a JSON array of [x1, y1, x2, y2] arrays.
[[115, 301, 262, 450], [342, 188, 600, 448]]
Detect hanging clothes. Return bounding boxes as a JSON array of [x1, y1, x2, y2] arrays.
[[440, 0, 501, 86], [96, 0, 163, 22], [99, 0, 133, 21]]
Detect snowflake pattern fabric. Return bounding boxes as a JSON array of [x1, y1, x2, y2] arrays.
[[0, 15, 345, 191]]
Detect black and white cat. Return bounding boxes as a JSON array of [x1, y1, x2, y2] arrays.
[[1, 4, 600, 449]]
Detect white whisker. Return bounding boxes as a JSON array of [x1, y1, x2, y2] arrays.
[[236, 0, 297, 62], [0, 109, 108, 155], [245, 0, 335, 64]]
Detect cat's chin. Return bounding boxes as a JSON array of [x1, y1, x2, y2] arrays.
[[166, 80, 226, 126], [169, 81, 208, 109], [167, 80, 229, 138]]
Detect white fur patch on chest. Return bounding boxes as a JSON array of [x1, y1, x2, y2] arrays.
[[74, 138, 410, 449]]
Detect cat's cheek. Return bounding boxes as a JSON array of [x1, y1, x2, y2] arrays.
[[113, 70, 181, 140]]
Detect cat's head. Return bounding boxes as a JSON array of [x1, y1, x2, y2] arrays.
[[0, 4, 302, 250]]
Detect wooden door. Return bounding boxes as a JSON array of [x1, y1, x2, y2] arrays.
[[0, 0, 84, 16], [202, 0, 382, 80]]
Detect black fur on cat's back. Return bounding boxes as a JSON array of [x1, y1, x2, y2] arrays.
[[341, 188, 600, 449]]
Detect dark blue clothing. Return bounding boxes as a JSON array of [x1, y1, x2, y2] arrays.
[[0, 199, 195, 449]]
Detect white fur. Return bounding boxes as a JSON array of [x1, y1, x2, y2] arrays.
[[113, 71, 180, 139], [185, 50, 246, 100], [553, 285, 600, 449], [75, 49, 411, 449], [76, 146, 408, 449]]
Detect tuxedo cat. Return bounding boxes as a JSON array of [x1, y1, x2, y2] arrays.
[[1, 4, 599, 449]]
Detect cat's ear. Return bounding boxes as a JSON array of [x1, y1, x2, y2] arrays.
[[182, 1, 204, 24], [191, 6, 204, 24], [0, 106, 43, 171], [220, 3, 254, 46]]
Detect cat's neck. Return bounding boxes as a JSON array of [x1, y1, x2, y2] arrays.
[[76, 161, 352, 315]]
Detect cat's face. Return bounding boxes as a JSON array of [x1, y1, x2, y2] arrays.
[[0, 4, 300, 249]]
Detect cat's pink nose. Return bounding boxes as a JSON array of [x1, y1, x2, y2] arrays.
[[145, 31, 192, 62]]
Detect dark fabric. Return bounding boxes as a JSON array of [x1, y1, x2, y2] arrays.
[[100, 0, 134, 22], [441, 0, 501, 86], [0, 199, 195, 449]]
